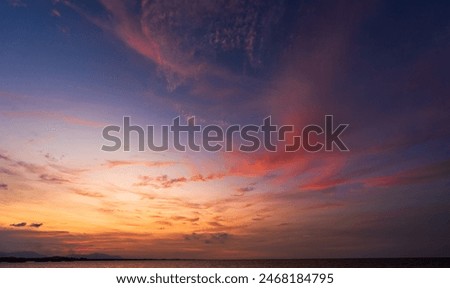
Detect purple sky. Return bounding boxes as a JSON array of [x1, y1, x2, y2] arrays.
[[0, 0, 449, 259]]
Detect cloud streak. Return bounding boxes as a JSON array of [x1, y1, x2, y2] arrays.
[[2, 111, 105, 128], [134, 173, 224, 188], [105, 160, 177, 169], [10, 222, 27, 227]]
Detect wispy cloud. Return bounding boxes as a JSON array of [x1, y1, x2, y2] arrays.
[[154, 220, 172, 227], [2, 111, 105, 128], [0, 151, 84, 186], [39, 173, 70, 184], [170, 216, 200, 223], [365, 159, 450, 188], [8, 0, 26, 8], [105, 160, 177, 169], [9, 222, 43, 229], [184, 232, 230, 245], [134, 173, 224, 188], [233, 186, 255, 196], [73, 189, 104, 198], [66, 0, 284, 103], [51, 9, 61, 17]]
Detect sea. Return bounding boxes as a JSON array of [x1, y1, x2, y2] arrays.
[[1, 258, 449, 268]]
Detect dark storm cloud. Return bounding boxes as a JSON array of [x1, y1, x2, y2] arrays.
[[0, 183, 8, 190], [29, 223, 43, 228]]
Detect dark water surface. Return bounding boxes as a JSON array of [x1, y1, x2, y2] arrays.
[[1, 258, 449, 268]]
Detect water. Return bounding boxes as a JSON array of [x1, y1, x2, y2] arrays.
[[1, 258, 449, 268]]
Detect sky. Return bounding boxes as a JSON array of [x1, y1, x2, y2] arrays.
[[0, 0, 449, 259]]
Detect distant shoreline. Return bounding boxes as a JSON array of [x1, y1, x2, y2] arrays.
[[1, 257, 449, 268]]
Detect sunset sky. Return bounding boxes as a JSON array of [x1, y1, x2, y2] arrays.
[[0, 0, 449, 259]]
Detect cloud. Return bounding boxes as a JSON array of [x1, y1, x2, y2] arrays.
[[105, 160, 177, 168], [233, 186, 255, 196], [237, 186, 255, 193], [189, 173, 225, 182], [51, 9, 61, 17], [206, 232, 229, 243], [0, 153, 11, 161], [67, 0, 284, 102], [2, 111, 105, 128], [207, 221, 224, 227], [10, 222, 27, 227], [156, 175, 187, 188], [170, 216, 200, 222], [15, 161, 42, 174], [0, 229, 241, 258], [9, 222, 43, 228], [365, 159, 450, 188], [0, 183, 8, 190], [8, 0, 26, 8], [252, 216, 264, 221], [48, 164, 86, 176], [73, 189, 104, 198], [44, 153, 59, 162], [39, 173, 70, 184], [1, 0, 449, 261], [1, 152, 49, 175], [155, 220, 172, 227], [135, 173, 224, 188], [189, 1, 378, 189], [0, 151, 85, 186], [184, 232, 230, 244]]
